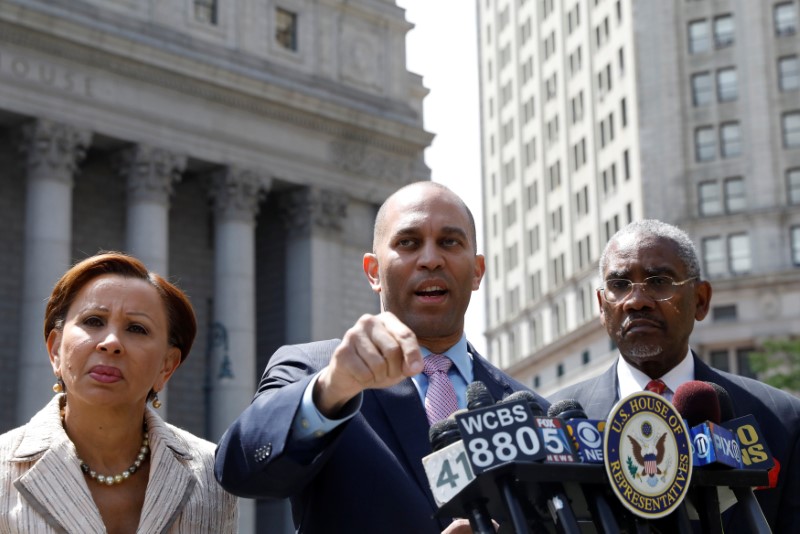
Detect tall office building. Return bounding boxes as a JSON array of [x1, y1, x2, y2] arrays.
[[477, 0, 800, 395], [0, 1, 430, 531]]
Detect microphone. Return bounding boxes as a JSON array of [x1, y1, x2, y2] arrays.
[[708, 383, 772, 534], [672, 381, 742, 469], [461, 381, 529, 534], [466, 380, 496, 410], [704, 382, 734, 421], [518, 401, 580, 533], [429, 417, 461, 452], [502, 390, 545, 416], [423, 411, 491, 533], [547, 400, 605, 464], [547, 399, 620, 534], [673, 381, 743, 534]]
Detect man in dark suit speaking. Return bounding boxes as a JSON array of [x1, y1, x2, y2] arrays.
[[549, 219, 800, 532], [215, 182, 541, 533]]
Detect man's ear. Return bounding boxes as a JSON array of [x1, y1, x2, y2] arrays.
[[694, 280, 712, 321], [472, 254, 486, 291], [596, 290, 607, 326], [363, 253, 381, 294]]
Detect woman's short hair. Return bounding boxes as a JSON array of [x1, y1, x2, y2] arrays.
[[44, 252, 197, 362]]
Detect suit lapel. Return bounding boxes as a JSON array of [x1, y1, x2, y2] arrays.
[[368, 348, 519, 516], [370, 379, 434, 509], [472, 355, 513, 402], [137, 411, 196, 534], [12, 399, 106, 533], [581, 362, 620, 419]]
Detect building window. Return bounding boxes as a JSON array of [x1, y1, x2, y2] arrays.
[[528, 226, 541, 256], [724, 177, 746, 213], [504, 199, 518, 228], [691, 72, 712, 106], [789, 168, 800, 204], [712, 304, 738, 321], [548, 161, 562, 191], [695, 126, 716, 161], [699, 181, 722, 216], [717, 68, 738, 102], [194, 0, 217, 24], [621, 97, 628, 127], [728, 233, 751, 274], [276, 8, 299, 51], [688, 19, 710, 54], [623, 149, 631, 180], [791, 226, 800, 265], [720, 122, 741, 158], [783, 112, 800, 147], [582, 350, 591, 365], [775, 2, 798, 36], [550, 206, 564, 238], [713, 14, 735, 47], [710, 350, 730, 372], [703, 236, 725, 276], [779, 56, 800, 91], [737, 348, 757, 379], [526, 182, 539, 210], [557, 363, 565, 377]]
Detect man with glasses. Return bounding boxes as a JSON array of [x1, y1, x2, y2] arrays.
[[549, 219, 800, 532]]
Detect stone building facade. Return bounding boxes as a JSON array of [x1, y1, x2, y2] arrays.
[[0, 0, 431, 531]]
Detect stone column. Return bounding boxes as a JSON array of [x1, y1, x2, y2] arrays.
[[280, 187, 348, 343], [209, 167, 266, 534], [117, 145, 186, 416], [17, 119, 91, 423]]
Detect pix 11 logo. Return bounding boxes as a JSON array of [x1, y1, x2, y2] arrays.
[[604, 392, 693, 519]]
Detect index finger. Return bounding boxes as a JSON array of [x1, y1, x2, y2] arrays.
[[378, 312, 424, 376]]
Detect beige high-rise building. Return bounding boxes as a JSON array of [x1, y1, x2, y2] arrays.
[[477, 0, 800, 395], [0, 1, 430, 532]]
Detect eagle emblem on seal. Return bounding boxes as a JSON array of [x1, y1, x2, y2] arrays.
[[627, 424, 667, 482]]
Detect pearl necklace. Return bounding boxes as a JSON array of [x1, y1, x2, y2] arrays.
[[61, 408, 150, 486], [78, 426, 150, 485]]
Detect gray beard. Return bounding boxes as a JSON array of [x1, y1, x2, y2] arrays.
[[624, 343, 663, 359]]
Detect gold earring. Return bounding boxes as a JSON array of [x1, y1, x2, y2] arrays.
[[53, 378, 63, 393], [151, 392, 162, 409]]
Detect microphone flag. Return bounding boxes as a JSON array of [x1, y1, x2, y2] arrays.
[[454, 398, 546, 475]]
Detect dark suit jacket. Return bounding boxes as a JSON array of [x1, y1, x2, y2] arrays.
[[548, 354, 800, 533], [215, 339, 544, 534]]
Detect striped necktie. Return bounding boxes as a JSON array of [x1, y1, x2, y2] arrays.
[[422, 354, 458, 425]]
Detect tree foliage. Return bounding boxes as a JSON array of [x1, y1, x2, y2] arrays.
[[749, 339, 800, 394]]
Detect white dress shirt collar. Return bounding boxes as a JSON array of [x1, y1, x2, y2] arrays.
[[616, 349, 694, 402]]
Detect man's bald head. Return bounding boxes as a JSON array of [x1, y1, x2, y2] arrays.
[[373, 182, 478, 253]]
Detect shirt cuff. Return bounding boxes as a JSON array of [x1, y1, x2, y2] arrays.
[[291, 372, 363, 441]]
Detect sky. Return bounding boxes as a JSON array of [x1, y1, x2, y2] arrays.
[[395, 1, 488, 354]]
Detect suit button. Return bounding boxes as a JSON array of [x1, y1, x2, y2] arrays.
[[254, 443, 272, 462]]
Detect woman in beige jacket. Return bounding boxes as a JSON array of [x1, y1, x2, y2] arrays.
[[0, 252, 237, 533]]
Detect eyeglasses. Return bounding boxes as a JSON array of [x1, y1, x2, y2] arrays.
[[598, 276, 697, 303]]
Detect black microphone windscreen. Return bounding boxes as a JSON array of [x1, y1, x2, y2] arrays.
[[547, 399, 587, 420], [672, 380, 721, 426], [428, 417, 461, 451], [501, 390, 544, 415], [705, 382, 735, 421], [466, 381, 495, 410]]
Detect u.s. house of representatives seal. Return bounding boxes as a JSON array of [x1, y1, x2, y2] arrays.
[[604, 391, 692, 519]]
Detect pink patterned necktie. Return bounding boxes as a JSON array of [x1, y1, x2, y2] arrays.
[[645, 379, 667, 396], [423, 354, 459, 425]]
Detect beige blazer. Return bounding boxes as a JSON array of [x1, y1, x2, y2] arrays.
[[0, 395, 238, 533]]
